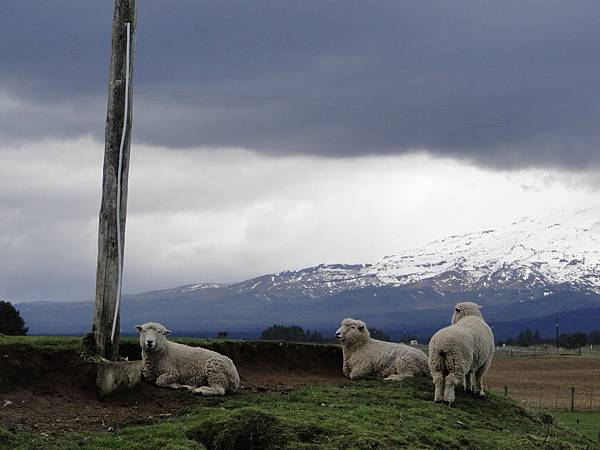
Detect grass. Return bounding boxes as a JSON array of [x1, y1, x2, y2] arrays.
[[0, 335, 87, 351], [0, 335, 249, 352], [7, 378, 595, 450], [555, 411, 600, 443]]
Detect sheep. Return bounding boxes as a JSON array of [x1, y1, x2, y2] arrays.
[[136, 322, 240, 396], [335, 318, 429, 381], [428, 301, 495, 404]]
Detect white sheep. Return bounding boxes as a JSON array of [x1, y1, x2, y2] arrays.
[[335, 318, 429, 381], [428, 301, 495, 404], [136, 322, 240, 396]]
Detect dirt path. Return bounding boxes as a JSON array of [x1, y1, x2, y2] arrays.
[[0, 342, 346, 434]]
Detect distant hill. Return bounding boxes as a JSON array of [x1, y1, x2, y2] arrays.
[[15, 207, 600, 339]]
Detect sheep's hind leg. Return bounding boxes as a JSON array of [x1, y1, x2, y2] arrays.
[[465, 371, 476, 393], [474, 362, 491, 397], [192, 385, 226, 396], [192, 359, 229, 396], [431, 371, 445, 403], [443, 372, 463, 405], [384, 374, 410, 381]]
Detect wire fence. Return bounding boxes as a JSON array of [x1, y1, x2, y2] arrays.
[[488, 385, 600, 411], [494, 345, 600, 358]]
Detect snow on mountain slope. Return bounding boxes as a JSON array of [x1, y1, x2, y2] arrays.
[[226, 207, 600, 298], [228, 264, 382, 299], [368, 207, 600, 292], [132, 207, 600, 302]]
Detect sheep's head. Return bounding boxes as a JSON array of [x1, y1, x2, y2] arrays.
[[451, 302, 484, 324], [335, 318, 370, 346], [135, 322, 171, 353]]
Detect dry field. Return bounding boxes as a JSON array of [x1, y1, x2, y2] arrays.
[[486, 354, 600, 410]]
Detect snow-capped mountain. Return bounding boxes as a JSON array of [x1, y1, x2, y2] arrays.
[[17, 207, 600, 336], [223, 207, 600, 298], [369, 207, 600, 293]]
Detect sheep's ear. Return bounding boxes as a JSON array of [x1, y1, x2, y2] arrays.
[[163, 329, 171, 336], [135, 325, 143, 332]]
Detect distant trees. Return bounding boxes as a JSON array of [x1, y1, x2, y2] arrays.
[[369, 328, 391, 342], [559, 331, 588, 349], [515, 329, 542, 347], [0, 301, 28, 335], [259, 324, 324, 343], [589, 330, 600, 345], [505, 328, 600, 349]]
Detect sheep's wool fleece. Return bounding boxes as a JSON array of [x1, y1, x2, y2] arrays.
[[429, 306, 494, 376], [338, 319, 429, 379], [142, 339, 239, 392]]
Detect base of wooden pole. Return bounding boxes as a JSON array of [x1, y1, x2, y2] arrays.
[[96, 360, 143, 396]]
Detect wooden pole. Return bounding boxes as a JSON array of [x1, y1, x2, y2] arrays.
[[92, 0, 137, 360]]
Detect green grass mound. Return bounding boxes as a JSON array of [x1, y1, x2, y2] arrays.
[[7, 375, 595, 449], [186, 410, 288, 450]]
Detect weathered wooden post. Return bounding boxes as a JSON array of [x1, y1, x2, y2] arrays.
[[92, 0, 137, 360]]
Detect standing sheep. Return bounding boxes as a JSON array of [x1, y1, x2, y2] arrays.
[[335, 318, 429, 380], [428, 301, 494, 404], [136, 322, 240, 396]]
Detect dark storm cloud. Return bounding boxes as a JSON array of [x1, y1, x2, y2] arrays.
[[2, 0, 600, 168]]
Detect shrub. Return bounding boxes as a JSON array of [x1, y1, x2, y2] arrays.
[[0, 301, 28, 335]]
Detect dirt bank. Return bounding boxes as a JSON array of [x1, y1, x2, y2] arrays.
[[0, 341, 345, 434]]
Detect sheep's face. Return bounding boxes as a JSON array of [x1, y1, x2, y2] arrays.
[[451, 302, 484, 324], [335, 318, 370, 345], [136, 322, 171, 352]]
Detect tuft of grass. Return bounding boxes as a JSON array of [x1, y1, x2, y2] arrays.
[[0, 426, 15, 447], [554, 411, 600, 443], [9, 377, 595, 450], [186, 409, 287, 450]]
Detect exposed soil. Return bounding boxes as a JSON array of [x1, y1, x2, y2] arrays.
[[486, 355, 600, 410], [0, 341, 346, 435]]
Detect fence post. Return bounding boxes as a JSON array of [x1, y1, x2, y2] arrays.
[[571, 387, 575, 412], [590, 387, 594, 410], [504, 385, 508, 397]]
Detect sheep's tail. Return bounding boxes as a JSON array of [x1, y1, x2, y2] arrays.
[[429, 348, 447, 374], [429, 342, 464, 378]]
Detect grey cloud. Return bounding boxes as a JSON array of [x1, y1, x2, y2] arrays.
[[2, 1, 600, 169]]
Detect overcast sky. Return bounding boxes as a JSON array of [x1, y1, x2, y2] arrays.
[[1, 1, 599, 302]]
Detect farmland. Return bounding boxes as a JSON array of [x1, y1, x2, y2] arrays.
[[486, 354, 600, 411]]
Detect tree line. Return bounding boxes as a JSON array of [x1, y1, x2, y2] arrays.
[[259, 324, 394, 343], [501, 328, 600, 349]]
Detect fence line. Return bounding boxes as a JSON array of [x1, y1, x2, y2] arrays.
[[495, 344, 600, 358], [489, 385, 600, 411]]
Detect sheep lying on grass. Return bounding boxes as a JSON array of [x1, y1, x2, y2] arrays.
[[335, 318, 429, 380], [136, 322, 240, 396], [428, 301, 494, 404]]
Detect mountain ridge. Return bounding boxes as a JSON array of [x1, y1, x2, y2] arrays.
[[13, 207, 600, 337]]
